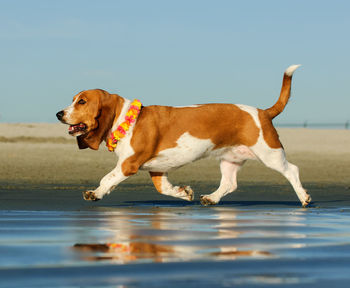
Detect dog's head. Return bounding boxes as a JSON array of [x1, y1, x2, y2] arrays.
[[56, 89, 123, 150]]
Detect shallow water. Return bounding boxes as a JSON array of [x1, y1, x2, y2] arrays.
[[1, 205, 350, 287]]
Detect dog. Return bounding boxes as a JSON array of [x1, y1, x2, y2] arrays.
[[56, 65, 311, 207]]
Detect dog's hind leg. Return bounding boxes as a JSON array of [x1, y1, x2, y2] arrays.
[[200, 160, 244, 206], [252, 147, 311, 207], [150, 172, 194, 201]]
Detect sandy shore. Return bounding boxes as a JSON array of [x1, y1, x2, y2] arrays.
[[1, 124, 350, 287], [1, 123, 349, 184], [0, 123, 350, 209]]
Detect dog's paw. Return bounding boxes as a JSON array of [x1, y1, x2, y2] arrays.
[[179, 186, 194, 201], [200, 195, 218, 206], [82, 191, 101, 202], [302, 194, 312, 208]]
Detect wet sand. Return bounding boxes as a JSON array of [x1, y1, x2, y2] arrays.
[[1, 123, 350, 287], [1, 208, 350, 287]]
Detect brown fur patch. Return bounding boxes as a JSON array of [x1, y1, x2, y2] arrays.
[[258, 109, 282, 149], [120, 104, 260, 174], [265, 74, 292, 119], [149, 172, 164, 194], [65, 89, 124, 150], [134, 104, 259, 153]]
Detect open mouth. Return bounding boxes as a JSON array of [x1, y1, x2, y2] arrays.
[[68, 123, 87, 135]]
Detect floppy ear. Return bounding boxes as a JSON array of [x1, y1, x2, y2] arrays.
[[77, 90, 119, 150]]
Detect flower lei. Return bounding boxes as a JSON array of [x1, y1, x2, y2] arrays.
[[106, 99, 142, 152]]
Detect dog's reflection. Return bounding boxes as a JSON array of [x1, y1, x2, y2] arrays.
[[72, 208, 272, 263], [73, 242, 174, 262]]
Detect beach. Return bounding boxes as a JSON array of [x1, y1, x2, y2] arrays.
[[1, 123, 350, 287], [1, 123, 349, 209]]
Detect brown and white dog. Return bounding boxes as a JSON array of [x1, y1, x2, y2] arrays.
[[56, 65, 311, 207]]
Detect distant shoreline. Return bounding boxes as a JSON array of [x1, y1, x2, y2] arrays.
[[0, 136, 75, 143]]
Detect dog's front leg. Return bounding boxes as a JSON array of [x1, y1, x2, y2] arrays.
[[83, 164, 129, 201], [149, 172, 194, 201]]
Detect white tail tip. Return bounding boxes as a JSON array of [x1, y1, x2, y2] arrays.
[[285, 64, 301, 77]]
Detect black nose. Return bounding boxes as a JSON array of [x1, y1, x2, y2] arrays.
[[56, 110, 64, 121]]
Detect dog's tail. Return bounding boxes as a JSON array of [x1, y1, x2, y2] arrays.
[[265, 64, 301, 119]]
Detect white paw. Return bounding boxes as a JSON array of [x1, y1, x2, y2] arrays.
[[178, 186, 194, 201], [302, 194, 312, 208], [200, 195, 218, 206], [82, 191, 101, 201]]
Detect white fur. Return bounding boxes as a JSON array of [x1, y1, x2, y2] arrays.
[[200, 160, 243, 204], [64, 96, 79, 122], [236, 104, 261, 128], [111, 99, 131, 132], [285, 64, 301, 77], [221, 145, 256, 163], [142, 132, 256, 172], [155, 173, 193, 201], [93, 140, 135, 199], [141, 132, 215, 171]]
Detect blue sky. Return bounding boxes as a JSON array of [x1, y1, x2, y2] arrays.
[[0, 0, 349, 124]]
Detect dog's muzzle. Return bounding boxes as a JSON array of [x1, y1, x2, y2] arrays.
[[56, 110, 64, 121]]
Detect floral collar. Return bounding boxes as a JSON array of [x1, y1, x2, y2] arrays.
[[106, 99, 142, 152]]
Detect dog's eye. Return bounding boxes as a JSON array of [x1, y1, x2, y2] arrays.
[[78, 99, 86, 105]]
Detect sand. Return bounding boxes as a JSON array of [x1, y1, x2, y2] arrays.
[[1, 123, 350, 287], [0, 123, 349, 211], [0, 123, 349, 195]]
